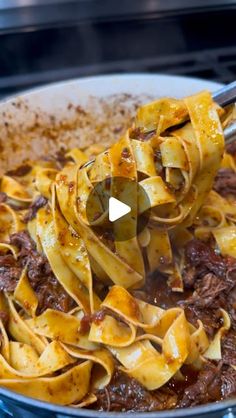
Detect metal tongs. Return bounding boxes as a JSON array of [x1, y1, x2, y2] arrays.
[[213, 80, 236, 145]]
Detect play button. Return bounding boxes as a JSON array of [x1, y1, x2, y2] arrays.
[[86, 176, 151, 241], [109, 197, 131, 222]]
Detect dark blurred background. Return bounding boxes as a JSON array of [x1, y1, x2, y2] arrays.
[[0, 0, 236, 97]]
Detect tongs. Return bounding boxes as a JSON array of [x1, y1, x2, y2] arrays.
[[213, 80, 236, 145]]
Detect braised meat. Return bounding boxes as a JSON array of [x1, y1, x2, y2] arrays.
[[0, 231, 75, 314], [179, 362, 222, 408], [95, 370, 177, 412], [24, 195, 48, 222], [214, 169, 236, 197]]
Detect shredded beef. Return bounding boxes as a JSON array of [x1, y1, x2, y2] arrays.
[[222, 330, 236, 366], [228, 285, 236, 328], [184, 305, 222, 338], [0, 254, 22, 291], [42, 149, 71, 170], [6, 164, 32, 177], [221, 367, 236, 398], [184, 239, 227, 278], [95, 364, 236, 411], [226, 140, 236, 156], [24, 195, 48, 222], [187, 273, 229, 308], [79, 309, 107, 335], [95, 370, 177, 412], [10, 231, 35, 253], [1, 231, 76, 314], [214, 169, 236, 197], [179, 362, 222, 408], [182, 239, 236, 333], [182, 266, 196, 288], [54, 149, 72, 168], [129, 127, 156, 141]]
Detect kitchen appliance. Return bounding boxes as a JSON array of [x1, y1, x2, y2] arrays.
[[1, 0, 236, 97]]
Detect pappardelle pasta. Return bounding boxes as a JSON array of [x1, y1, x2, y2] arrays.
[[0, 90, 235, 410]]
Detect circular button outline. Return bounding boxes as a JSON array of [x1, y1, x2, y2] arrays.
[[86, 176, 151, 242]]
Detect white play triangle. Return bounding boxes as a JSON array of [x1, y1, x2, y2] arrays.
[[108, 197, 131, 222]]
